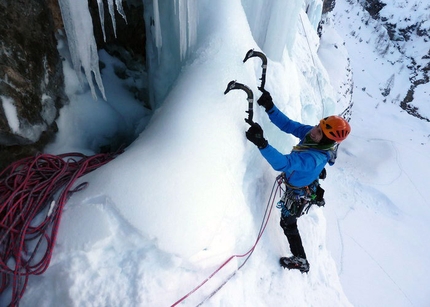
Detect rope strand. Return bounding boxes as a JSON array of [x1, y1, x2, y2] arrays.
[[171, 176, 282, 307], [0, 151, 121, 307]]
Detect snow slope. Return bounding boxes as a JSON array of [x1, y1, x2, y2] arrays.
[[324, 1, 430, 306], [8, 0, 430, 307]]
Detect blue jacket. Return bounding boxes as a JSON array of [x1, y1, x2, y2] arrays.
[[259, 105, 332, 187]]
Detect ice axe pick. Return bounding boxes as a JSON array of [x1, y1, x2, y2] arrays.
[[243, 49, 268, 90], [224, 80, 254, 125]]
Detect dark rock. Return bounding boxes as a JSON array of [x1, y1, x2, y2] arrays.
[[0, 0, 66, 147], [322, 0, 336, 14], [362, 0, 386, 19]]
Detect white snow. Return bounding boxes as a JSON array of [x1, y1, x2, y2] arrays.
[[413, 84, 430, 117], [45, 42, 150, 155], [9, 0, 430, 307], [326, 2, 430, 305], [1, 95, 20, 133], [0, 95, 47, 142]]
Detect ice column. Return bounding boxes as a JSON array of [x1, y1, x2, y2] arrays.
[[153, 0, 163, 49], [304, 0, 323, 30], [143, 0, 199, 107], [242, 0, 303, 61], [176, 0, 198, 60], [148, 0, 198, 60], [58, 0, 106, 100]]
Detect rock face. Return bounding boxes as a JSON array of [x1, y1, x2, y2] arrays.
[[361, 0, 430, 121], [0, 0, 147, 170], [322, 0, 336, 14], [0, 0, 66, 168]]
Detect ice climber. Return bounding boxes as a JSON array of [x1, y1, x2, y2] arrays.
[[245, 89, 351, 273]]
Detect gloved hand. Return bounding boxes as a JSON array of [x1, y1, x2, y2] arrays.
[[246, 123, 268, 149], [257, 88, 274, 111]]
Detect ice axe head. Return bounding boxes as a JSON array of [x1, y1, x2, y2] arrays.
[[242, 49, 268, 90], [223, 81, 253, 98], [243, 49, 256, 63], [224, 80, 238, 95], [243, 49, 267, 65], [224, 80, 254, 125]]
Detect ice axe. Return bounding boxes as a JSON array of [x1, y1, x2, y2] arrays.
[[243, 49, 268, 90], [224, 80, 254, 125]]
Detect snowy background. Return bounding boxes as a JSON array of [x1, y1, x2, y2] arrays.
[[6, 0, 430, 306]]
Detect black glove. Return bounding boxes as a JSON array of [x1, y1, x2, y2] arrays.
[[257, 88, 274, 111], [246, 123, 268, 149], [319, 168, 327, 180]]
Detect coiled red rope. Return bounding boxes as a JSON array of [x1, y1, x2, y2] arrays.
[[171, 175, 283, 306], [0, 151, 121, 307]]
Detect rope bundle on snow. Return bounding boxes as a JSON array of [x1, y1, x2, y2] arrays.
[[0, 151, 121, 306]]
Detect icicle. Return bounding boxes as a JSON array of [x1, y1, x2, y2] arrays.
[[107, 0, 117, 37], [153, 0, 163, 49], [176, 0, 198, 60], [187, 0, 198, 54], [177, 0, 187, 59], [58, 0, 106, 100], [97, 0, 127, 41], [96, 0, 106, 41], [115, 0, 127, 23]]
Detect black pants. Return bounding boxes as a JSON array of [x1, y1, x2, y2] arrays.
[[280, 214, 307, 259]]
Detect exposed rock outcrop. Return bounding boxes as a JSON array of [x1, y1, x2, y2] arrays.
[[0, 0, 148, 170], [0, 0, 66, 169], [322, 0, 336, 14]]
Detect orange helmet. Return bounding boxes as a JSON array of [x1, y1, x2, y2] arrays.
[[320, 116, 351, 143]]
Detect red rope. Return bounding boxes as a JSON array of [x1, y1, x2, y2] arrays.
[[171, 176, 282, 307], [0, 151, 121, 307]]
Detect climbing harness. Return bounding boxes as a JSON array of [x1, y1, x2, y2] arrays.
[[0, 151, 121, 306], [276, 173, 326, 218], [243, 49, 268, 90]]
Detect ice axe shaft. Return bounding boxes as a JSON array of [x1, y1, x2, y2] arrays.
[[224, 80, 254, 125], [243, 49, 267, 90]]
